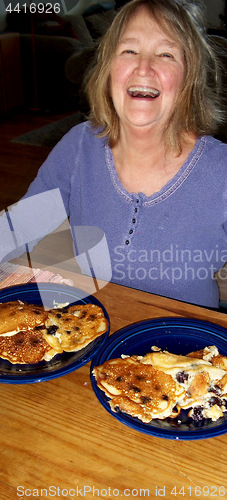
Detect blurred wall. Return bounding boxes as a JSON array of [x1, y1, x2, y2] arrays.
[[206, 0, 225, 28]]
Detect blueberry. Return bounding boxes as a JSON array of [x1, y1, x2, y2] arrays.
[[192, 406, 204, 422], [208, 384, 222, 396], [209, 396, 222, 407], [140, 396, 151, 404], [176, 371, 188, 384], [129, 385, 141, 393], [47, 325, 59, 335]]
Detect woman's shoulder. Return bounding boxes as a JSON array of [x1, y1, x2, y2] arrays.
[[64, 119, 103, 138], [204, 135, 227, 152], [58, 120, 105, 149], [198, 135, 227, 167]]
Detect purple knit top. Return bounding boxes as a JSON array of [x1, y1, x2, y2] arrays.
[[5, 121, 227, 307]]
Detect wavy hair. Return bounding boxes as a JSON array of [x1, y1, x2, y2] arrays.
[[85, 0, 224, 152]]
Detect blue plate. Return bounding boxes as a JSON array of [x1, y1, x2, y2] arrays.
[[90, 317, 227, 440], [0, 283, 110, 384]]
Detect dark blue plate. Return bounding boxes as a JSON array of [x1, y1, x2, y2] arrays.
[[0, 283, 110, 384], [90, 317, 227, 440]]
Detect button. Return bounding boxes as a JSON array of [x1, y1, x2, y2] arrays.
[[129, 229, 133, 234], [134, 207, 138, 213], [132, 218, 136, 223], [125, 240, 130, 245]]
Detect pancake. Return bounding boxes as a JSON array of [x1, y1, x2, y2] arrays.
[[0, 301, 48, 334], [0, 300, 108, 364], [44, 303, 108, 353], [0, 327, 55, 364], [92, 346, 227, 423], [0, 300, 55, 364], [93, 355, 184, 422]]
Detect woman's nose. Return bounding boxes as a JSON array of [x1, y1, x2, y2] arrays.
[[135, 55, 155, 76]]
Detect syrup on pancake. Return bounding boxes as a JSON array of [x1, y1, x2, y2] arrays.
[[93, 346, 227, 423]]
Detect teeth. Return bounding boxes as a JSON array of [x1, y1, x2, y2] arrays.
[[128, 86, 160, 97]]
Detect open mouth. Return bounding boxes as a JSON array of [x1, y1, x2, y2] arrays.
[[127, 86, 160, 98]]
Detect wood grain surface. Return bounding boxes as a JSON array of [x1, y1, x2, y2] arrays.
[[0, 279, 227, 500]]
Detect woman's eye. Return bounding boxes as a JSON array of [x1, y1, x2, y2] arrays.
[[122, 49, 137, 54], [160, 53, 173, 58]]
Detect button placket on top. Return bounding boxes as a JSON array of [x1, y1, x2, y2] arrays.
[[124, 197, 141, 248], [105, 143, 142, 249]]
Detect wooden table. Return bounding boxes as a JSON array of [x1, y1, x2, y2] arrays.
[[1, 280, 227, 500]]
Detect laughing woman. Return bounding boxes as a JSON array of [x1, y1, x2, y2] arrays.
[[2, 0, 227, 307]]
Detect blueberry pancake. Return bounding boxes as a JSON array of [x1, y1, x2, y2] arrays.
[[93, 355, 184, 423], [92, 346, 227, 423], [0, 301, 108, 364], [44, 303, 108, 353]]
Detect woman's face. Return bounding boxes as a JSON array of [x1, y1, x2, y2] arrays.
[[110, 6, 186, 134]]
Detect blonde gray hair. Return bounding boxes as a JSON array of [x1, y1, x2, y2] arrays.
[[85, 0, 224, 152]]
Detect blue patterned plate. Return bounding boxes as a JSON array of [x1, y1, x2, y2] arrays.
[[0, 283, 109, 384], [91, 317, 227, 440]]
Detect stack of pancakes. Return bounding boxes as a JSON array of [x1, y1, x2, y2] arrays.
[[0, 300, 108, 364], [93, 346, 227, 423]]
